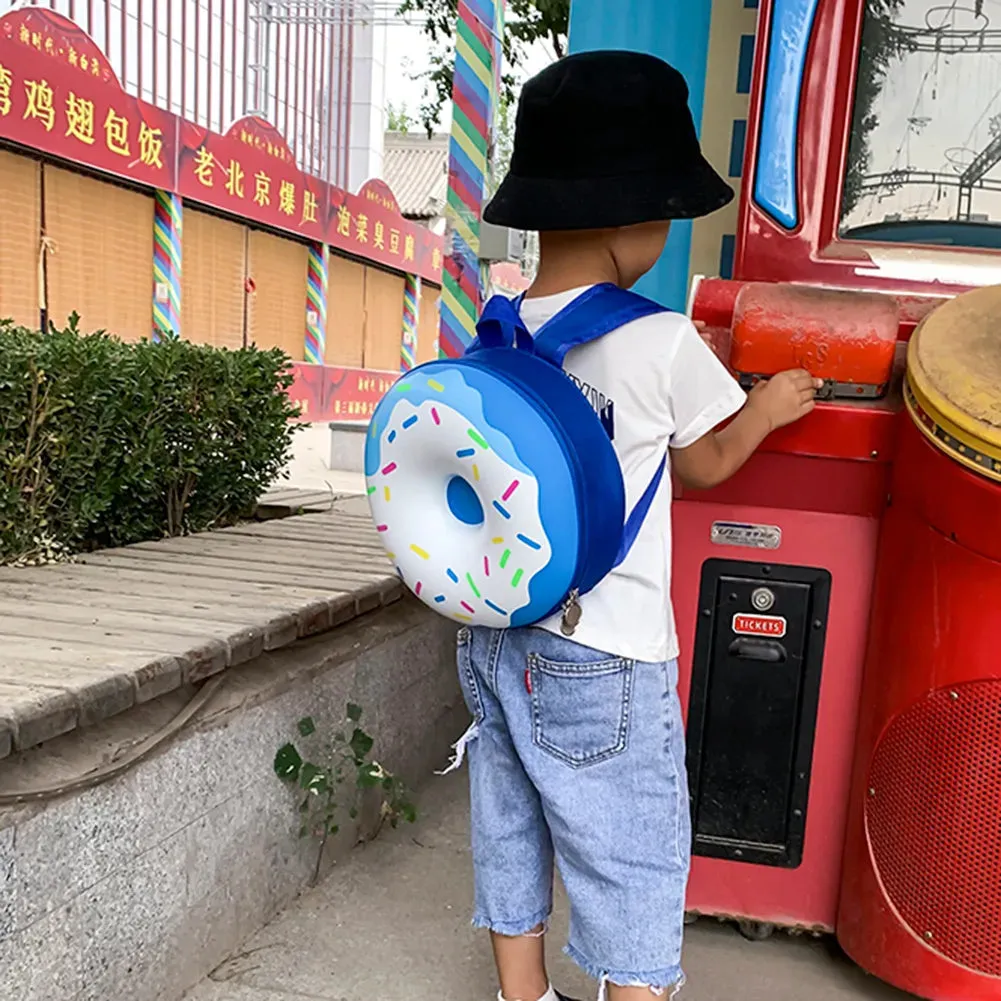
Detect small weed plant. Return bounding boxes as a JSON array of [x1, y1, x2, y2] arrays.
[[274, 703, 416, 883]]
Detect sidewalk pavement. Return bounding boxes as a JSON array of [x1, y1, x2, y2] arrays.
[[183, 771, 910, 1001], [278, 423, 365, 495]]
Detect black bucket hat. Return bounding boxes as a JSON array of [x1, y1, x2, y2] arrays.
[[483, 50, 734, 232]]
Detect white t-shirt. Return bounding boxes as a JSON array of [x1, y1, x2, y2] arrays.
[[519, 287, 747, 664]]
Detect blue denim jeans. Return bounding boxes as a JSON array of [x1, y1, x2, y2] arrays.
[[454, 626, 690, 995]]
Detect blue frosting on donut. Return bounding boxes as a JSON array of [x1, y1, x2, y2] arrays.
[[366, 364, 533, 478], [367, 362, 581, 625]]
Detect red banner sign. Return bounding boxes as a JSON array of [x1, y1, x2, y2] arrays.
[[287, 363, 397, 424], [0, 8, 443, 284], [0, 8, 176, 190], [177, 117, 328, 245], [329, 184, 442, 282]]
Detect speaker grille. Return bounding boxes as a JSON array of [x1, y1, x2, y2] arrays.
[[866, 682, 1001, 976]]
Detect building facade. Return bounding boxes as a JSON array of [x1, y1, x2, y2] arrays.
[[0, 3, 442, 422]]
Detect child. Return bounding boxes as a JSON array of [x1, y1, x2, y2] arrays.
[[459, 51, 821, 1001]]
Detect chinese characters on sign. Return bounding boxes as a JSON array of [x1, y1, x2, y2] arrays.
[[0, 9, 175, 187], [177, 117, 328, 243], [0, 8, 444, 283]]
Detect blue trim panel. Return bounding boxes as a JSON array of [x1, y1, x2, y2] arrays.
[[719, 234, 736, 279], [752, 0, 820, 230], [568, 0, 713, 312], [729, 119, 748, 178], [737, 34, 755, 94]]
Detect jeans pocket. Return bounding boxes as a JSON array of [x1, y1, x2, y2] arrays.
[[457, 628, 485, 723], [529, 653, 634, 767]]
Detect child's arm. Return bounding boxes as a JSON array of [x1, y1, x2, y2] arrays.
[[671, 370, 822, 490]]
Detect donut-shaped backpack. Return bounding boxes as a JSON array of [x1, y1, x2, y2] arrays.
[[365, 284, 669, 632]]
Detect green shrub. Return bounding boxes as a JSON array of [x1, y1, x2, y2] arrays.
[[0, 314, 300, 564]]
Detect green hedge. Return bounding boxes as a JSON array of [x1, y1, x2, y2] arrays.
[[0, 315, 299, 565]]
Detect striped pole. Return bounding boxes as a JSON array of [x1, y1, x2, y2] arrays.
[[152, 190, 182, 341], [401, 273, 421, 372], [305, 242, 328, 364], [439, 0, 505, 358]]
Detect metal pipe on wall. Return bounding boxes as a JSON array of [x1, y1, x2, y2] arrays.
[[182, 0, 189, 119], [166, 0, 174, 114], [343, 0, 354, 191], [207, 0, 214, 130], [120, 0, 126, 93], [335, 4, 345, 187], [193, 0, 201, 125], [230, 0, 238, 124], [282, 14, 291, 133], [152, 0, 158, 107]]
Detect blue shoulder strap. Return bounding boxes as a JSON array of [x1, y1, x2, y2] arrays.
[[532, 284, 671, 569], [469, 285, 671, 571], [530, 283, 668, 367]]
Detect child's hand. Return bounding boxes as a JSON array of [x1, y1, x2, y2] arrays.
[[747, 369, 823, 431]]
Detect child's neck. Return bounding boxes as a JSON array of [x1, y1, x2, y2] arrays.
[[526, 248, 621, 300]]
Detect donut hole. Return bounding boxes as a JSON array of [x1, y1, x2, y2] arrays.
[[446, 475, 485, 527]]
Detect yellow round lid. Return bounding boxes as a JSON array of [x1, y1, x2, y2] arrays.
[[906, 284, 1001, 482]]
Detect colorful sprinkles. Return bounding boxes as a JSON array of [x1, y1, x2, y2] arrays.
[[372, 400, 545, 628], [428, 379, 444, 392]]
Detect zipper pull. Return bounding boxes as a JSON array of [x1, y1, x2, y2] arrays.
[[560, 590, 582, 637]]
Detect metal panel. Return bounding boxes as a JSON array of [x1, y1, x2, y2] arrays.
[[687, 558, 831, 869]]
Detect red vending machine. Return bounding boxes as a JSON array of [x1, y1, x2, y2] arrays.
[[677, 0, 1001, 972]]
